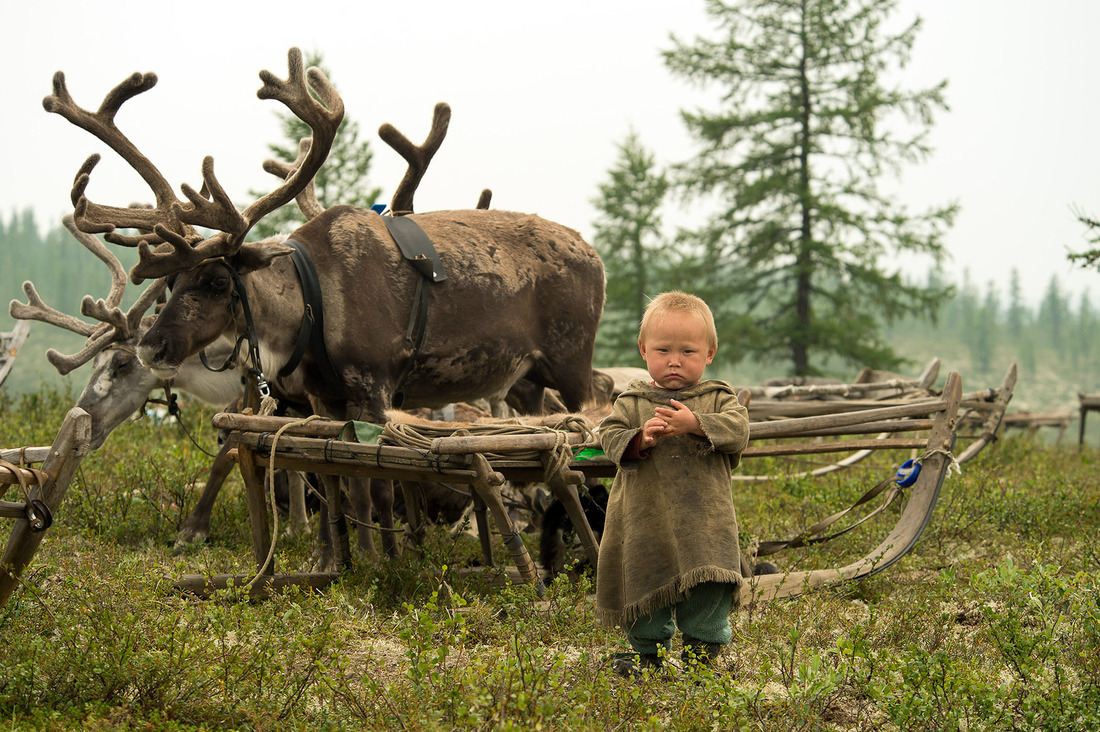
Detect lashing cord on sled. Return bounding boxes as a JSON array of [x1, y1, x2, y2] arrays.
[[380, 415, 598, 483], [754, 446, 960, 559]]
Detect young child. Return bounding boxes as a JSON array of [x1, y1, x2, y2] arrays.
[[596, 291, 750, 677]]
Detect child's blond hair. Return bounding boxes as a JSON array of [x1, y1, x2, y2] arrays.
[[639, 291, 718, 350]]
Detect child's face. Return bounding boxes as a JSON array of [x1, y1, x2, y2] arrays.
[[638, 310, 716, 390]]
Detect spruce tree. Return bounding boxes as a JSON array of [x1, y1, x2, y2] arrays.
[[664, 0, 956, 375], [590, 131, 671, 365], [1038, 275, 1068, 353]]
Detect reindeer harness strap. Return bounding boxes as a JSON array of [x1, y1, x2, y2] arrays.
[[197, 260, 273, 404], [381, 214, 448, 408], [277, 239, 343, 388]]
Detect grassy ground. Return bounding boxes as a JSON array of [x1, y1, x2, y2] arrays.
[[1, 386, 1099, 730]]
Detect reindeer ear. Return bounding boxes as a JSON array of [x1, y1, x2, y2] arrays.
[[232, 239, 294, 274]]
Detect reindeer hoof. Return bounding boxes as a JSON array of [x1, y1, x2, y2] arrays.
[[311, 550, 338, 574], [170, 531, 209, 555]]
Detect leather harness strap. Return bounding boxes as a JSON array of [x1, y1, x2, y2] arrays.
[[278, 239, 344, 389], [202, 219, 447, 408], [382, 215, 448, 284], [381, 214, 448, 408]]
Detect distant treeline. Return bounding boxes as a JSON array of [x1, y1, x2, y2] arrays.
[[2, 208, 1097, 411], [1, 209, 144, 325], [884, 268, 1097, 390]]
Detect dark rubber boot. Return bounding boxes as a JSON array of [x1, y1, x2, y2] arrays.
[[753, 560, 780, 575], [681, 637, 723, 668], [610, 652, 662, 679]]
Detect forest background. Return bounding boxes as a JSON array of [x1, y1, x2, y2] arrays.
[[0, 206, 1092, 422]]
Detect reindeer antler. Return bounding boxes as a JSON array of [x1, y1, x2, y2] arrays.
[[263, 138, 325, 220], [43, 71, 191, 244], [379, 102, 451, 215], [45, 48, 344, 283], [132, 48, 343, 281], [8, 215, 166, 374]]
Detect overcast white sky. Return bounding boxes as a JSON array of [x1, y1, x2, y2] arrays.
[[3, 0, 1099, 306]]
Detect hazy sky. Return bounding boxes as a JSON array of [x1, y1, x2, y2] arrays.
[[3, 0, 1099, 306]]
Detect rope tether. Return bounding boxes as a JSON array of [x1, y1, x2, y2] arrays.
[[246, 414, 324, 589]]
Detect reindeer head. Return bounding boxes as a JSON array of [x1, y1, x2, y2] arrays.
[[42, 48, 343, 378]]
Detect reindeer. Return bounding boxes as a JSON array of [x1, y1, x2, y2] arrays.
[[9, 216, 326, 544], [43, 48, 605, 571], [7, 215, 236, 451]]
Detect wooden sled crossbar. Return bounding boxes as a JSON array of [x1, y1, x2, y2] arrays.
[[0, 407, 92, 610]]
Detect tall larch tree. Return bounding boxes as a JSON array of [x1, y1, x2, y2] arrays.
[[590, 130, 671, 365], [664, 0, 957, 375]]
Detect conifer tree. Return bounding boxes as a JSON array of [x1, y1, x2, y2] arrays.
[[664, 0, 956, 375], [1007, 269, 1027, 334], [1038, 275, 1068, 353], [590, 131, 671, 365]]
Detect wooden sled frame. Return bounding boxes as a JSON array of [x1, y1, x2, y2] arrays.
[[743, 371, 963, 603], [175, 412, 602, 598], [0, 407, 92, 610], [196, 372, 964, 605], [735, 362, 1015, 480], [0, 321, 31, 391]]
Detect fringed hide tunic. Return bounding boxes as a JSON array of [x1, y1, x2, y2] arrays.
[[596, 379, 750, 627]]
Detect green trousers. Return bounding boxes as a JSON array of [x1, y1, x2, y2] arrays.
[[625, 581, 735, 656]]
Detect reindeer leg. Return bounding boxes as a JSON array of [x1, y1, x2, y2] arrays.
[[285, 471, 311, 538], [320, 474, 351, 570], [173, 439, 235, 552], [399, 480, 425, 548], [346, 476, 377, 555], [373, 479, 399, 557], [312, 499, 336, 574]]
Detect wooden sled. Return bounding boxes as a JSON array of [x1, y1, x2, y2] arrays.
[[1079, 392, 1100, 448], [0, 407, 92, 609], [742, 371, 963, 604], [199, 372, 965, 606], [175, 411, 602, 599], [1000, 409, 1073, 444], [0, 321, 30, 391], [736, 361, 1015, 480]]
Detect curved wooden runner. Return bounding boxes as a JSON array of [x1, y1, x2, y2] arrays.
[[744, 372, 962, 604], [0, 321, 30, 391], [955, 363, 1017, 463]]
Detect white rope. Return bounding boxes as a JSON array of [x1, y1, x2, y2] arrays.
[[919, 446, 961, 479], [245, 413, 323, 589]]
